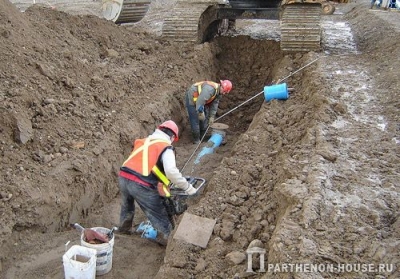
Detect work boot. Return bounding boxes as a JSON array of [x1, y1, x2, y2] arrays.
[[192, 132, 200, 144], [117, 220, 133, 235]]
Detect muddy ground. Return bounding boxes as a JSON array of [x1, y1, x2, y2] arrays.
[[0, 0, 399, 278]]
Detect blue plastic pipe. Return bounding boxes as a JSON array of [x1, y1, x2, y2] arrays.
[[194, 131, 225, 164], [263, 83, 289, 101]]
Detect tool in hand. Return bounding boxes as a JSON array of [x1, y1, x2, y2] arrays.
[[163, 177, 206, 228]]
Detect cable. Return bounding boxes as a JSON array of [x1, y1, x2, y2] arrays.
[[180, 126, 210, 173]]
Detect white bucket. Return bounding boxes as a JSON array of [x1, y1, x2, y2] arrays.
[[81, 227, 115, 276], [63, 245, 97, 279]]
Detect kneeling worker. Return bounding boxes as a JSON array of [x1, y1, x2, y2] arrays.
[[118, 120, 197, 244]]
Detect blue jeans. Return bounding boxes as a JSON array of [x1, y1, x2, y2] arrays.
[[118, 176, 172, 236], [185, 92, 209, 140]]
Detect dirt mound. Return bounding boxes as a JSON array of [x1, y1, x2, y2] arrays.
[[0, 0, 210, 234], [1, 0, 399, 278]]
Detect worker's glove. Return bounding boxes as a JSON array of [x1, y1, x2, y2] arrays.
[[197, 105, 204, 113], [198, 112, 205, 121], [184, 183, 197, 195], [208, 116, 215, 126]]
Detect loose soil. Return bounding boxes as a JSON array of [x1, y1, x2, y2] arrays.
[[0, 0, 399, 278]]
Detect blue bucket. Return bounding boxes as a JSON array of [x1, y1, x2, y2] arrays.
[[263, 83, 289, 102]]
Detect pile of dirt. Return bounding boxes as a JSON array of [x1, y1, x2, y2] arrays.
[[0, 0, 211, 234], [0, 0, 216, 276], [0, 0, 399, 278]]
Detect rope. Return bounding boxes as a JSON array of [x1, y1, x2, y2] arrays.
[[180, 126, 210, 173]]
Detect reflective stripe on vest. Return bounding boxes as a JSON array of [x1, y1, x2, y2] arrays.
[[122, 138, 171, 189], [151, 165, 170, 185], [193, 81, 219, 104], [153, 166, 171, 197]]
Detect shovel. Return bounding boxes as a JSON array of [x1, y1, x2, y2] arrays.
[[71, 223, 110, 244]]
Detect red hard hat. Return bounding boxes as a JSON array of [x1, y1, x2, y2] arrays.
[[220, 80, 232, 93], [158, 120, 179, 142]]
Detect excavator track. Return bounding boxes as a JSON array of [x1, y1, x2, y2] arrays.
[[102, 0, 324, 52], [280, 4, 322, 52], [102, 0, 151, 24], [162, 1, 217, 43]]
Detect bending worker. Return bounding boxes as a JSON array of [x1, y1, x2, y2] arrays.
[[185, 80, 233, 143], [118, 120, 197, 244]]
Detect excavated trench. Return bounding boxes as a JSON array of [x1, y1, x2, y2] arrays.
[[105, 35, 320, 278], [176, 36, 284, 178], [158, 37, 324, 278]]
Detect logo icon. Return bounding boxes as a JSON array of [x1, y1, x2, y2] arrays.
[[246, 247, 266, 272]]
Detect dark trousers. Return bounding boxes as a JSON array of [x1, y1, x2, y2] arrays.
[[118, 176, 172, 236], [185, 93, 209, 141]]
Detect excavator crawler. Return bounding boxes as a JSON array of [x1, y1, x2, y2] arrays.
[[102, 0, 151, 24], [102, 0, 345, 52]]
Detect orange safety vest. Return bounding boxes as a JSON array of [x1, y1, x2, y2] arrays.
[[193, 81, 220, 104], [121, 137, 173, 197]]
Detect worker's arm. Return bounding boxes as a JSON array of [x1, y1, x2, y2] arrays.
[[161, 149, 189, 190]]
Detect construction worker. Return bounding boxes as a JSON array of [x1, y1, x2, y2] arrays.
[[118, 120, 197, 244], [185, 80, 233, 143]]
